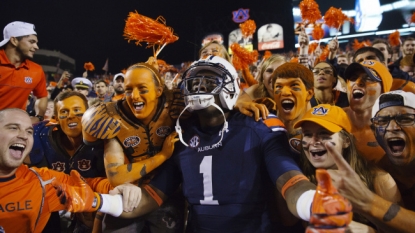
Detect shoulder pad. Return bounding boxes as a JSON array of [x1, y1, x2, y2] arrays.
[[82, 102, 121, 140], [261, 114, 286, 132]]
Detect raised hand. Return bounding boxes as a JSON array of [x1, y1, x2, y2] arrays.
[[306, 169, 353, 233], [52, 170, 100, 213]]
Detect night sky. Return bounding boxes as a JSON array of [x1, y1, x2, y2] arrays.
[[2, 0, 286, 76], [1, 0, 402, 76]]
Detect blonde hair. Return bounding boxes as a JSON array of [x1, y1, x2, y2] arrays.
[[254, 54, 287, 98], [199, 41, 231, 62]]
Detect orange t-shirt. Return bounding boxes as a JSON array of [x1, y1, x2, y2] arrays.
[[0, 165, 113, 233], [0, 49, 48, 110]]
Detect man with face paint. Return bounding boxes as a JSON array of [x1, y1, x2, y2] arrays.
[[25, 91, 107, 232], [269, 62, 314, 157], [353, 46, 415, 94], [112, 56, 353, 233], [319, 92, 415, 232], [343, 60, 393, 163], [371, 90, 415, 211], [81, 59, 186, 232]]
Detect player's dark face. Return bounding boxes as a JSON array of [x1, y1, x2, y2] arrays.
[[373, 106, 415, 166], [0, 110, 33, 176], [56, 96, 86, 138], [124, 68, 162, 125]]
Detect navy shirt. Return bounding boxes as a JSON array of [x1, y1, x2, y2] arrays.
[[151, 112, 301, 232]]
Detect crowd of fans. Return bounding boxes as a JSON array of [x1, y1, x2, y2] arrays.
[[2, 18, 415, 233]]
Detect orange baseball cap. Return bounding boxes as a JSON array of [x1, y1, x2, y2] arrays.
[[294, 104, 352, 133], [344, 60, 393, 93]]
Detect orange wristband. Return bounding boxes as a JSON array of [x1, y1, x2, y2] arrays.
[[281, 174, 309, 199], [143, 185, 163, 206]]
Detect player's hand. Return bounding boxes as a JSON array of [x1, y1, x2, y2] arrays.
[[52, 170, 101, 213], [326, 142, 375, 213], [109, 183, 142, 212], [306, 169, 353, 233], [160, 131, 179, 159]]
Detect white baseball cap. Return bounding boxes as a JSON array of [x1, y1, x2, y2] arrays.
[[113, 73, 125, 82], [0, 21, 37, 47], [372, 90, 415, 117]]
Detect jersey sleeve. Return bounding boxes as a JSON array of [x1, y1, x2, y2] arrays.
[[149, 157, 182, 197], [259, 118, 302, 184]]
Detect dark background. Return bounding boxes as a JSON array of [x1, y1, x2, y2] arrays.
[[0, 0, 405, 76], [0, 0, 294, 76]]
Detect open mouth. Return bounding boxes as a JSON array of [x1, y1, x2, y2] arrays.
[[133, 102, 144, 111], [281, 100, 294, 111], [9, 143, 25, 159], [388, 138, 405, 154], [352, 89, 364, 99], [310, 149, 327, 157], [68, 122, 78, 128]]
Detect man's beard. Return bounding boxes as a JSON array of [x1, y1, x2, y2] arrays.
[[16, 45, 32, 60], [114, 87, 125, 95]]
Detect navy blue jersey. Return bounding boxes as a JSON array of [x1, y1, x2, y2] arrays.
[[29, 121, 106, 178], [151, 112, 301, 232]]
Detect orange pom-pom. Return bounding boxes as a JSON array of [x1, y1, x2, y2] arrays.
[[324, 7, 353, 29], [123, 11, 179, 56], [240, 19, 256, 38], [230, 43, 258, 70], [157, 59, 169, 74], [84, 62, 95, 71], [290, 56, 299, 63], [263, 51, 272, 60], [308, 42, 319, 54], [312, 24, 324, 40], [319, 46, 329, 61], [352, 39, 364, 51], [121, 69, 127, 74], [389, 30, 401, 47], [410, 12, 415, 24], [299, 0, 322, 24]]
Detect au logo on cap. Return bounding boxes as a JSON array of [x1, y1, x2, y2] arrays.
[[311, 106, 329, 116], [362, 60, 375, 66]]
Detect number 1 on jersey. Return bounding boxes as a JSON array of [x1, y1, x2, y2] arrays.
[[199, 156, 219, 205]]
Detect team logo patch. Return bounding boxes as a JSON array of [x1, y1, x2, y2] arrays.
[[289, 138, 302, 154], [311, 106, 329, 116], [51, 161, 65, 172], [77, 159, 91, 171], [189, 135, 200, 148], [24, 77, 33, 84], [123, 136, 141, 147], [156, 126, 172, 137], [362, 60, 375, 66], [232, 8, 250, 23]]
